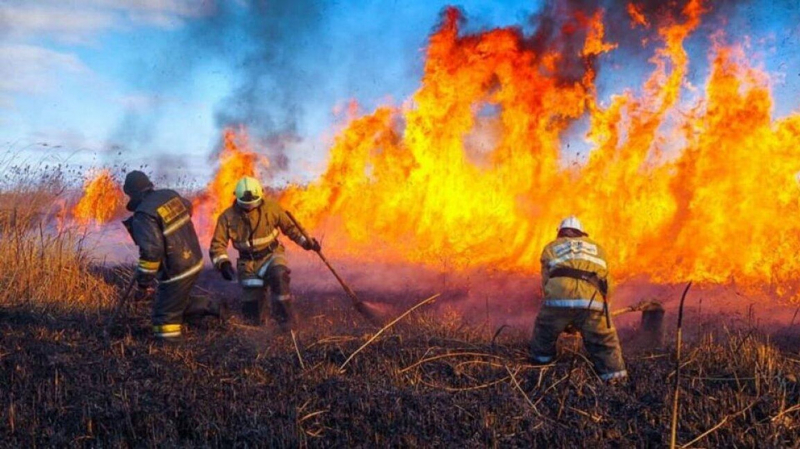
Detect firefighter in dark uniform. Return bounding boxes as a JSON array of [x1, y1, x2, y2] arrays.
[[123, 170, 222, 341], [209, 176, 319, 327]]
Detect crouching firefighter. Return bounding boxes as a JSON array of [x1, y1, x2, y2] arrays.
[[209, 176, 320, 327], [530, 216, 627, 381], [122, 170, 224, 342]]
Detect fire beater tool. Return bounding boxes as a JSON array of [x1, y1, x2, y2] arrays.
[[612, 299, 666, 346], [285, 211, 386, 325], [103, 273, 138, 341]]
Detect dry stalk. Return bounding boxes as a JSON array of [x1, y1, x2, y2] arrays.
[[418, 376, 511, 392], [671, 281, 693, 449], [339, 293, 440, 372], [291, 330, 306, 370], [681, 399, 759, 448], [399, 352, 505, 374], [504, 364, 541, 416]]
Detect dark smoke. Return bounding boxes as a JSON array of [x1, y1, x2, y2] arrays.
[[207, 0, 328, 168], [109, 0, 330, 172]]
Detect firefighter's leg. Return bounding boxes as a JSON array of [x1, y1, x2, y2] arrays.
[[152, 273, 198, 341], [265, 264, 293, 327], [241, 284, 267, 325], [530, 307, 570, 364], [182, 274, 226, 321], [580, 311, 627, 381]]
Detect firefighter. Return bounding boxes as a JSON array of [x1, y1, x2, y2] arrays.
[[209, 176, 319, 327], [530, 216, 627, 381], [123, 170, 223, 342]]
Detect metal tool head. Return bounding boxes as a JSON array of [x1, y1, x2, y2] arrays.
[[638, 300, 665, 347], [354, 300, 390, 326]]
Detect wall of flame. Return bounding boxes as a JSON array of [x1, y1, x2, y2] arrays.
[[73, 2, 800, 296]]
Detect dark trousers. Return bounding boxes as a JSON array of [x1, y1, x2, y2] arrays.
[[242, 265, 293, 324], [531, 306, 627, 380], [152, 272, 213, 337]]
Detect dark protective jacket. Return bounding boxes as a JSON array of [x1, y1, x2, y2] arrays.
[[124, 189, 204, 283]]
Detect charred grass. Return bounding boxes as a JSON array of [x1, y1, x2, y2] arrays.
[[1, 280, 799, 447], [0, 177, 799, 447]]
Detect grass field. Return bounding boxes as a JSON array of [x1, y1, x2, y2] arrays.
[[0, 176, 799, 447]]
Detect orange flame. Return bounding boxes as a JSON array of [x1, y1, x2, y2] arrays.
[[280, 3, 800, 297], [627, 3, 650, 29], [72, 170, 123, 226], [192, 127, 267, 241]]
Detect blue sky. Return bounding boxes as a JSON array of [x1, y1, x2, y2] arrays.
[[1, 0, 799, 186]]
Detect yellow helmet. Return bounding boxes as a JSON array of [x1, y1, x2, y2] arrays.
[[234, 176, 263, 209]]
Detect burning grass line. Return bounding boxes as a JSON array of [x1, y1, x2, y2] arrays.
[[339, 293, 440, 372]]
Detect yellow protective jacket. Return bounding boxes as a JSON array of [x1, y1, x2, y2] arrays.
[[540, 236, 611, 311], [209, 199, 307, 288]]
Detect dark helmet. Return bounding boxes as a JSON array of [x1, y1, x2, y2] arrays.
[[123, 171, 154, 211], [123, 170, 154, 196]]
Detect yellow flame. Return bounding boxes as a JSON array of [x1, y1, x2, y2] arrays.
[[72, 170, 123, 226], [278, 3, 800, 298], [192, 127, 268, 242]]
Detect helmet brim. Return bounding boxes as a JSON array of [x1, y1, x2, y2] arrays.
[[236, 198, 263, 210]]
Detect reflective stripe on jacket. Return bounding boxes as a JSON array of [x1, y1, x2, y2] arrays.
[[540, 236, 611, 307], [125, 189, 204, 283], [209, 199, 305, 285]]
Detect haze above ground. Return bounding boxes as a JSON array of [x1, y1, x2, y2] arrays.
[[2, 0, 799, 186]]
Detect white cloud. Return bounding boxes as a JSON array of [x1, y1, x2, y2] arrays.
[[0, 5, 116, 44], [117, 93, 165, 111], [0, 1, 210, 105], [0, 1, 212, 44], [0, 44, 91, 96]]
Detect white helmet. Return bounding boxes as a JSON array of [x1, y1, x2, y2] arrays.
[[558, 216, 584, 233], [234, 176, 264, 210]]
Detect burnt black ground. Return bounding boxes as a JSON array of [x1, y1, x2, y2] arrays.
[[1, 268, 799, 447]]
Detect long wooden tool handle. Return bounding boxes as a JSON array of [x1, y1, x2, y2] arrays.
[[285, 211, 362, 305]]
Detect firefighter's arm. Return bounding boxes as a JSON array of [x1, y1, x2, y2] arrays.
[[277, 208, 320, 251], [209, 215, 231, 269], [130, 213, 163, 287]]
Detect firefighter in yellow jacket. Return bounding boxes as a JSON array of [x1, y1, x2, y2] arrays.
[[530, 216, 627, 381], [209, 176, 319, 326]]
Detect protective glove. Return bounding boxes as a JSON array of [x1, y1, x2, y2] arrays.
[[219, 260, 236, 281], [302, 237, 321, 252]]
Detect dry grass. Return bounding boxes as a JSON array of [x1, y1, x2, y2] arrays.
[[1, 293, 798, 447], [0, 174, 798, 447], [0, 165, 115, 311]]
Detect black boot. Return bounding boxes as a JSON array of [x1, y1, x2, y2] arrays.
[[209, 300, 231, 322], [242, 301, 262, 326], [271, 296, 294, 330]]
